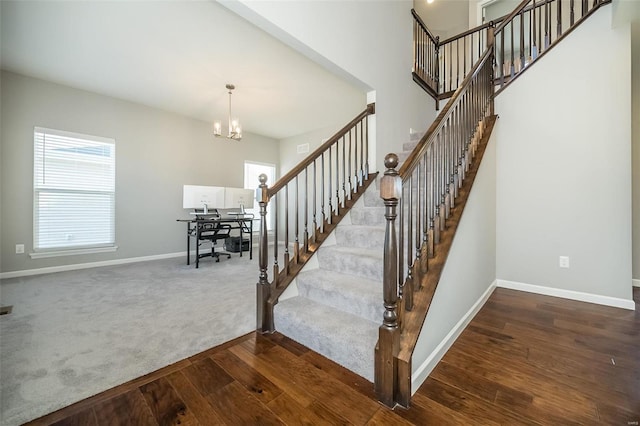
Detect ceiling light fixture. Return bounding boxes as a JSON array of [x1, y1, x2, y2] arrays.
[[214, 83, 242, 141]]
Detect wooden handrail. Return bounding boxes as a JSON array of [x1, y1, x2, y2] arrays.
[[267, 103, 375, 197], [438, 22, 494, 46], [414, 0, 598, 100], [438, 0, 559, 46], [494, 0, 531, 34], [411, 9, 438, 44], [492, 0, 611, 95], [400, 48, 492, 179], [414, 11, 493, 99]]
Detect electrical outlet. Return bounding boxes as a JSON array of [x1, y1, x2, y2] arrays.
[[15, 244, 25, 254], [559, 256, 570, 268]]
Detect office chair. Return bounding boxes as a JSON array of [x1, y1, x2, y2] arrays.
[[198, 220, 232, 263]]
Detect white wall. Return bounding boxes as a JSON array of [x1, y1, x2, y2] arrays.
[[613, 0, 640, 29], [484, 0, 521, 22], [0, 71, 280, 273], [279, 124, 343, 177], [413, 0, 470, 39], [469, 0, 492, 28], [220, 0, 437, 172], [412, 124, 497, 386], [495, 7, 633, 300]]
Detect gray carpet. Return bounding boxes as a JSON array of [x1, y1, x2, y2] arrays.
[[0, 254, 258, 425]]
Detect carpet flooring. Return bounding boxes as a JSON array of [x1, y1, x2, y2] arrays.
[[0, 253, 258, 425]]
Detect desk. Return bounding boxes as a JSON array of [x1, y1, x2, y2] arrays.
[[177, 215, 253, 268]]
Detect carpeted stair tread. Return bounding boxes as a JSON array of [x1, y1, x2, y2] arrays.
[[403, 140, 419, 152], [296, 269, 382, 323], [349, 206, 386, 226], [396, 151, 410, 166], [335, 225, 385, 250], [316, 245, 383, 282], [274, 296, 378, 381], [403, 132, 425, 151], [409, 131, 425, 142]]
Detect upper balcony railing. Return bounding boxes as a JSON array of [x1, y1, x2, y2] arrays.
[[412, 10, 440, 99], [437, 23, 492, 98], [493, 0, 610, 94], [413, 0, 611, 100]]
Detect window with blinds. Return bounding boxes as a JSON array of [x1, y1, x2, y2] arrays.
[[33, 127, 116, 251]]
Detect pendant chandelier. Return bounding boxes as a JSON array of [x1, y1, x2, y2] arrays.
[[214, 83, 242, 141]]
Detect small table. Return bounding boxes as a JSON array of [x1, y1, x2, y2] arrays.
[[177, 214, 254, 268]]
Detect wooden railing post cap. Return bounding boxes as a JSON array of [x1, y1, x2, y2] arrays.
[[257, 173, 269, 203], [380, 153, 401, 201], [384, 153, 398, 173], [367, 103, 376, 114]]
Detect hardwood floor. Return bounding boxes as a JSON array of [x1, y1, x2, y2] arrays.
[[27, 287, 640, 425]]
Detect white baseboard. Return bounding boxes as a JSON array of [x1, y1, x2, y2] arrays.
[[411, 280, 497, 393], [633, 279, 640, 288], [0, 251, 189, 280], [497, 279, 636, 311]]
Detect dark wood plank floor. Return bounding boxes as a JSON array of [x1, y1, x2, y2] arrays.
[[27, 287, 640, 425]]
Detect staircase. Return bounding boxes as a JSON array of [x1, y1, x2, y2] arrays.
[[273, 135, 421, 381], [255, 0, 612, 411]]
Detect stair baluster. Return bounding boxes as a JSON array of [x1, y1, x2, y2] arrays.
[[557, 0, 562, 38], [570, 0, 575, 26]]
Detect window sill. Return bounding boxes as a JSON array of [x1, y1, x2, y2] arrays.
[[29, 246, 118, 259]]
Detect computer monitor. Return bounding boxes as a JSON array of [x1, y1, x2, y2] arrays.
[[182, 185, 225, 210], [224, 187, 255, 211]]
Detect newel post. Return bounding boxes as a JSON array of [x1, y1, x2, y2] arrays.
[[256, 174, 274, 333], [375, 153, 402, 407]]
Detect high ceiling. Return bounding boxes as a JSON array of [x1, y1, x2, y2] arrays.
[[0, 1, 367, 140]]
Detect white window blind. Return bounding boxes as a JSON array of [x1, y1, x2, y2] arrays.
[[33, 127, 115, 251]]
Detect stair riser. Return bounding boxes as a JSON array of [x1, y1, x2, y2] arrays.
[[276, 319, 375, 381], [350, 207, 386, 226], [317, 249, 383, 282], [403, 141, 419, 152], [297, 279, 382, 324], [274, 298, 377, 381], [397, 151, 409, 166], [408, 130, 424, 143], [335, 227, 385, 250], [351, 200, 430, 228]]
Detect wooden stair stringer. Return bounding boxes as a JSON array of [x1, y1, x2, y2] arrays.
[[395, 115, 497, 407]]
